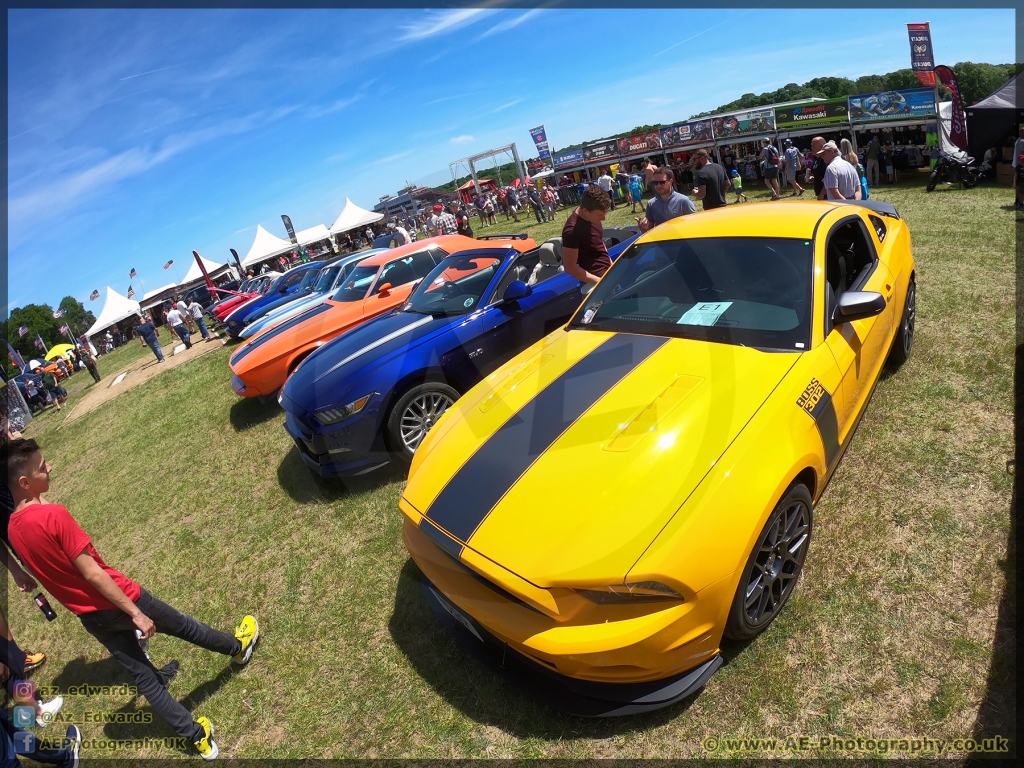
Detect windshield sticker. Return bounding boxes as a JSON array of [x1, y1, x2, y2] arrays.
[[581, 301, 603, 324], [464, 298, 474, 307], [677, 302, 732, 326]]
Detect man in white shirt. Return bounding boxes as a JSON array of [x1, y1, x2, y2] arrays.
[[388, 222, 411, 247], [165, 305, 192, 349], [597, 169, 616, 210], [817, 141, 860, 200], [175, 296, 196, 334], [186, 298, 212, 342]]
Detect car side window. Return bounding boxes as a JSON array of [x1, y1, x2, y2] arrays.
[[824, 217, 879, 335], [492, 250, 541, 301], [377, 251, 436, 288], [868, 215, 887, 243]]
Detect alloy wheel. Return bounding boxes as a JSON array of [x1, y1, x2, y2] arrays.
[[742, 499, 810, 628], [399, 391, 455, 452]]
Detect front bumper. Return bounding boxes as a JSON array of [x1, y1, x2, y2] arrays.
[[421, 575, 721, 716], [281, 399, 390, 477]]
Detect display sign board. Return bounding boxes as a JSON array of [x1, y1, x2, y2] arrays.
[[529, 125, 551, 161], [711, 108, 775, 140], [582, 139, 619, 163], [660, 119, 714, 147], [775, 98, 849, 130], [552, 149, 584, 169], [907, 22, 936, 88], [616, 130, 663, 156], [848, 88, 936, 122]]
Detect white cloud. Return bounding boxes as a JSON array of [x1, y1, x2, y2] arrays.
[[366, 149, 415, 167], [491, 98, 524, 113], [400, 9, 492, 41], [450, 135, 474, 144], [645, 98, 673, 105], [479, 9, 543, 39]]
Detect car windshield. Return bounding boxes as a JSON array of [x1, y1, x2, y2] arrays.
[[569, 237, 812, 350], [294, 269, 319, 290], [403, 253, 504, 316], [332, 265, 380, 302], [313, 265, 341, 293]]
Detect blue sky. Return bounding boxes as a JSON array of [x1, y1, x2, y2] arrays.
[[5, 7, 1014, 314]]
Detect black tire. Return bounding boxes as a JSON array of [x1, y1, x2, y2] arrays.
[[960, 173, 978, 190], [725, 484, 813, 641], [926, 170, 938, 192], [386, 382, 460, 463], [888, 278, 916, 366]]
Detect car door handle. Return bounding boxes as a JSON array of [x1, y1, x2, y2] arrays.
[[884, 283, 894, 302]]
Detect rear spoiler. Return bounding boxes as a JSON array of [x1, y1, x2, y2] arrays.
[[476, 232, 531, 241], [838, 200, 901, 220]]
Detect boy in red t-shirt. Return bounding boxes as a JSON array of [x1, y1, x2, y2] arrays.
[[3, 439, 260, 761]]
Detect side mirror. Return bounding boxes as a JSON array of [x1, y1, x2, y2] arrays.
[[503, 280, 532, 303], [377, 282, 393, 296], [832, 291, 886, 324]]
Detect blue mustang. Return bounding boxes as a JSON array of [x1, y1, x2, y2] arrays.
[[221, 262, 324, 338], [280, 235, 635, 477]]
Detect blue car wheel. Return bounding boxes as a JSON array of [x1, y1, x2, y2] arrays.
[[386, 382, 460, 462]]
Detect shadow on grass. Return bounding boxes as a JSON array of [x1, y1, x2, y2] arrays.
[[388, 559, 702, 739], [276, 445, 404, 503], [228, 396, 281, 431]]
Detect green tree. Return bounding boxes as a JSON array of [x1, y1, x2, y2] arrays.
[[56, 296, 95, 339], [7, 304, 60, 361]]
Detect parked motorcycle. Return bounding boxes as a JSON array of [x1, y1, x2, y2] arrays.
[[927, 150, 981, 192]]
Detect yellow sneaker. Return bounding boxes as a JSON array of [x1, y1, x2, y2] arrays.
[[231, 615, 259, 666], [23, 652, 46, 672], [194, 716, 218, 760]]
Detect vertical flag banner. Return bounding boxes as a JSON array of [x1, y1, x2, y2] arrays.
[[907, 23, 936, 88], [229, 248, 244, 277], [193, 250, 215, 290], [934, 65, 968, 150], [282, 215, 298, 244], [5, 340, 27, 372], [129, 268, 137, 279], [529, 125, 551, 161], [127, 285, 136, 299]]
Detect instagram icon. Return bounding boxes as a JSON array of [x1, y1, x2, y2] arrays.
[[12, 680, 35, 703]]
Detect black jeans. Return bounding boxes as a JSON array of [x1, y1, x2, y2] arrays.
[[78, 589, 240, 743]]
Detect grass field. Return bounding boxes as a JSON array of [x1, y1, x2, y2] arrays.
[[9, 173, 1015, 759]]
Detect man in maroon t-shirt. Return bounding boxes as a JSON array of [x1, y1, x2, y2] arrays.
[[561, 185, 612, 288], [4, 438, 260, 761]]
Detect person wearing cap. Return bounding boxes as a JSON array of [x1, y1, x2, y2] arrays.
[[759, 138, 782, 200], [783, 139, 805, 197], [807, 136, 829, 199], [730, 169, 748, 203], [428, 204, 445, 236], [433, 204, 458, 236], [388, 221, 412, 247], [817, 140, 860, 201], [449, 199, 474, 237]]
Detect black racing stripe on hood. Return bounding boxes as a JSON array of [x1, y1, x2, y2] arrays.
[[230, 302, 334, 365], [424, 333, 669, 544]]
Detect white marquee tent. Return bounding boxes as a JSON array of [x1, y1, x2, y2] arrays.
[[84, 287, 141, 337], [296, 224, 331, 246], [241, 224, 294, 269], [178, 254, 232, 285], [329, 197, 383, 234], [142, 283, 178, 301]]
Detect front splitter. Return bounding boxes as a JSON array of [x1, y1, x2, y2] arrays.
[[421, 576, 721, 717]]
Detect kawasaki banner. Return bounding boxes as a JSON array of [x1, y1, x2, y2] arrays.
[[848, 88, 936, 122], [907, 23, 936, 89], [934, 65, 968, 150], [775, 98, 849, 130], [552, 149, 584, 169], [529, 125, 551, 161]]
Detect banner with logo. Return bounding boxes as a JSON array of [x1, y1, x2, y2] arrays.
[[660, 119, 714, 148], [848, 88, 936, 122], [529, 125, 551, 161], [281, 215, 298, 244], [907, 23, 936, 88], [616, 130, 663, 157], [5, 339, 27, 373], [775, 98, 849, 130], [934, 65, 968, 150], [552, 149, 584, 169], [582, 139, 619, 164], [711, 108, 775, 140]]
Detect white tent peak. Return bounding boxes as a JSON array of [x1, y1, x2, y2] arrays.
[[296, 224, 330, 246], [329, 197, 384, 234], [84, 287, 141, 337], [142, 283, 178, 301], [241, 224, 294, 268], [179, 255, 229, 286]]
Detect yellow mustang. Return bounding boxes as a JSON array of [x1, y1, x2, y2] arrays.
[[399, 200, 915, 716]]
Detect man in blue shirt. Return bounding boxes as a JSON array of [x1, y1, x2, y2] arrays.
[[637, 167, 696, 232], [134, 313, 164, 363]]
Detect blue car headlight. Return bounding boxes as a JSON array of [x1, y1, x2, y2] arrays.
[[314, 394, 373, 425]]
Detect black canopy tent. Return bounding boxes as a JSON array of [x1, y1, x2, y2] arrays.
[[966, 70, 1022, 162]]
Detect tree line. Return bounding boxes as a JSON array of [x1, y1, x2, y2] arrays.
[[2, 297, 96, 375]]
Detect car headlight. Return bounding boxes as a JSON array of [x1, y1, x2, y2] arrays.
[[573, 581, 683, 604], [314, 394, 373, 425]]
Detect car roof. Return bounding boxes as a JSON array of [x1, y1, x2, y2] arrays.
[[356, 235, 535, 268], [642, 200, 849, 243]]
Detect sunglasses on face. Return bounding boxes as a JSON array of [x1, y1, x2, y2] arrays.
[[652, 179, 670, 186]]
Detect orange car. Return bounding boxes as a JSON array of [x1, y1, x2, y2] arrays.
[[229, 235, 536, 398]]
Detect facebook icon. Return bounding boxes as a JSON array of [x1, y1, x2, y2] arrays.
[[14, 731, 36, 754]]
